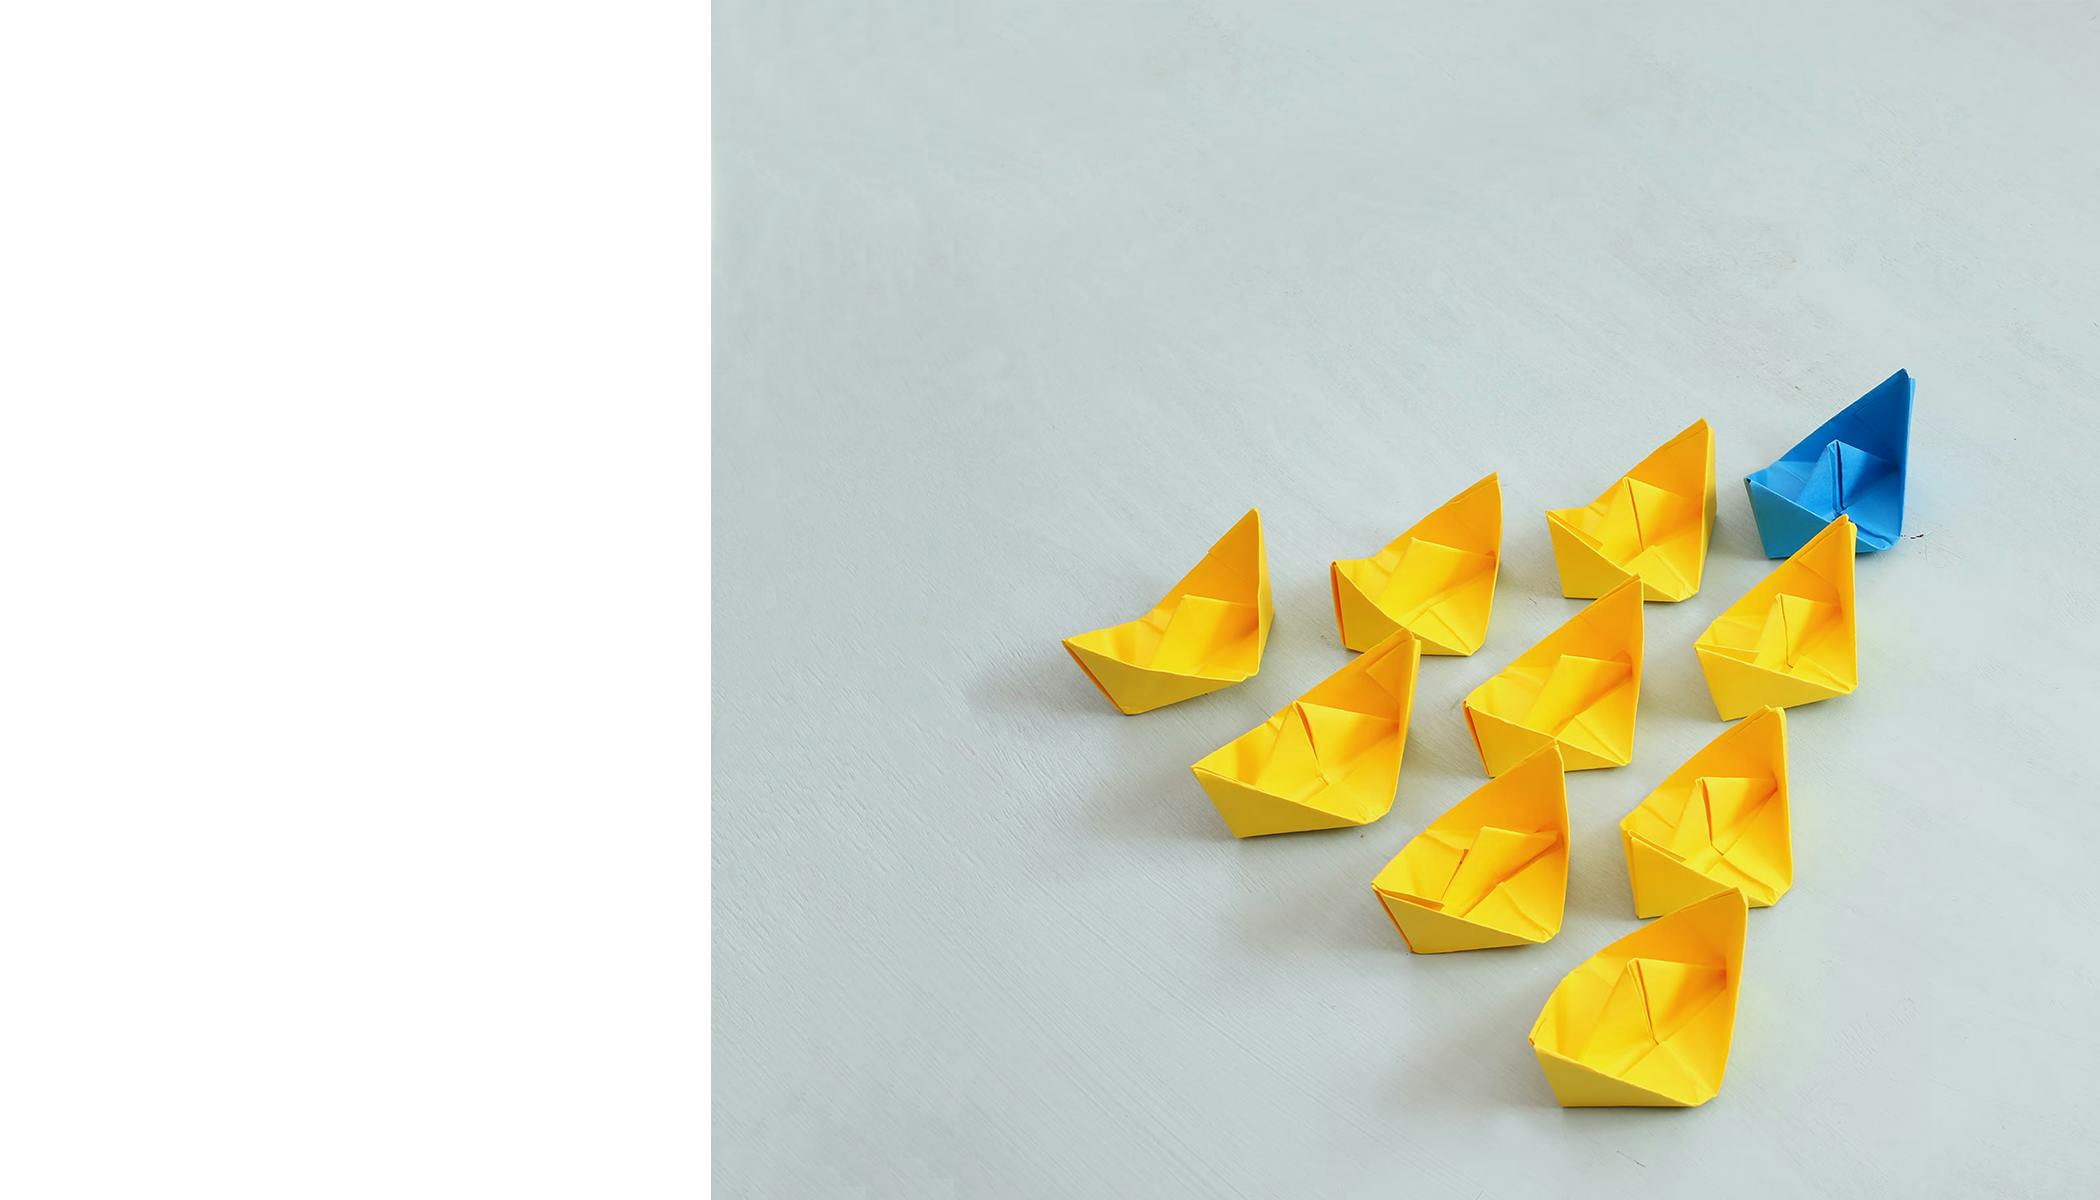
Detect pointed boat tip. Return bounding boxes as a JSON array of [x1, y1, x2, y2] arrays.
[[1062, 638, 1145, 714], [1783, 514, 1853, 559], [1445, 471, 1502, 509], [1597, 575, 1647, 606], [1215, 507, 1263, 540], [1511, 740, 1566, 776], [1683, 886, 1751, 920], [1353, 621, 1424, 666], [1645, 416, 1714, 450], [1384, 906, 1423, 954], [1220, 506, 1266, 554], [1852, 369, 1915, 414]]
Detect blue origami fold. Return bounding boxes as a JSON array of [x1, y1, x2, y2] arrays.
[[1745, 370, 1913, 557]]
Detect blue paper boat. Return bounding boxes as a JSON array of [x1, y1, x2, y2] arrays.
[[1744, 370, 1913, 557]]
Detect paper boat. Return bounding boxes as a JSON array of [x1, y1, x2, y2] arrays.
[[1462, 577, 1643, 775], [1331, 474, 1501, 656], [1528, 889, 1748, 1107], [1621, 707, 1792, 919], [1694, 515, 1856, 720], [1193, 626, 1422, 837], [1746, 370, 1912, 557], [1546, 420, 1715, 602], [1064, 509, 1273, 714], [1372, 744, 1568, 952]]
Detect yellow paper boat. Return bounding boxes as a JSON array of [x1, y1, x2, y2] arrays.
[[1330, 474, 1501, 656], [1621, 707, 1792, 918], [1546, 420, 1716, 602], [1528, 889, 1748, 1107], [1694, 515, 1857, 720], [1193, 626, 1422, 837], [1372, 743, 1568, 952], [1064, 509, 1274, 714], [1462, 577, 1643, 776]]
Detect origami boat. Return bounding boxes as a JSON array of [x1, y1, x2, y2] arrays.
[[1528, 889, 1748, 1107], [1064, 509, 1273, 714], [1746, 370, 1912, 558], [1694, 515, 1856, 721], [1330, 474, 1501, 656], [1193, 626, 1422, 837], [1546, 420, 1715, 602], [1621, 706, 1791, 919], [1462, 577, 1643, 776], [1372, 743, 1568, 952]]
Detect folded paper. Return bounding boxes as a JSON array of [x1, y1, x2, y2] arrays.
[[1331, 474, 1501, 656], [1694, 515, 1856, 720], [1621, 707, 1791, 918], [1372, 743, 1568, 952], [1193, 627, 1421, 837], [1546, 420, 1716, 602], [1529, 889, 1748, 1107], [1746, 370, 1913, 557], [1463, 577, 1643, 775], [1064, 509, 1273, 714]]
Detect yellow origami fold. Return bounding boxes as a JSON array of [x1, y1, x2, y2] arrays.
[[1065, 509, 1273, 715], [1529, 889, 1747, 1107], [1694, 515, 1857, 720], [1331, 474, 1501, 656], [1372, 743, 1568, 952], [1546, 419, 1716, 602], [1462, 577, 1643, 776], [1193, 626, 1422, 837], [1621, 707, 1792, 918]]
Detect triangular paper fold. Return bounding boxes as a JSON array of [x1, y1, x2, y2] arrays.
[[1528, 889, 1748, 1107], [1621, 707, 1792, 917], [1064, 509, 1273, 714], [1372, 744, 1569, 951], [1331, 474, 1501, 655], [1545, 420, 1716, 602], [1694, 516, 1856, 720], [1745, 370, 1912, 557], [1463, 578, 1643, 775], [1193, 626, 1422, 837]]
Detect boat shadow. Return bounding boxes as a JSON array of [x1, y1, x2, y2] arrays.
[[1083, 750, 1233, 844], [1641, 648, 1722, 726], [1213, 739, 1534, 963], [1381, 950, 1564, 1113], [1560, 765, 1637, 923], [966, 636, 1134, 720], [1223, 825, 1410, 961]]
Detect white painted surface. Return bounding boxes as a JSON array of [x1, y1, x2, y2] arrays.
[[715, 4, 2100, 1194]]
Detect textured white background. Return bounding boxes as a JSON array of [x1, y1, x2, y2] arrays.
[[716, 4, 2100, 1195]]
